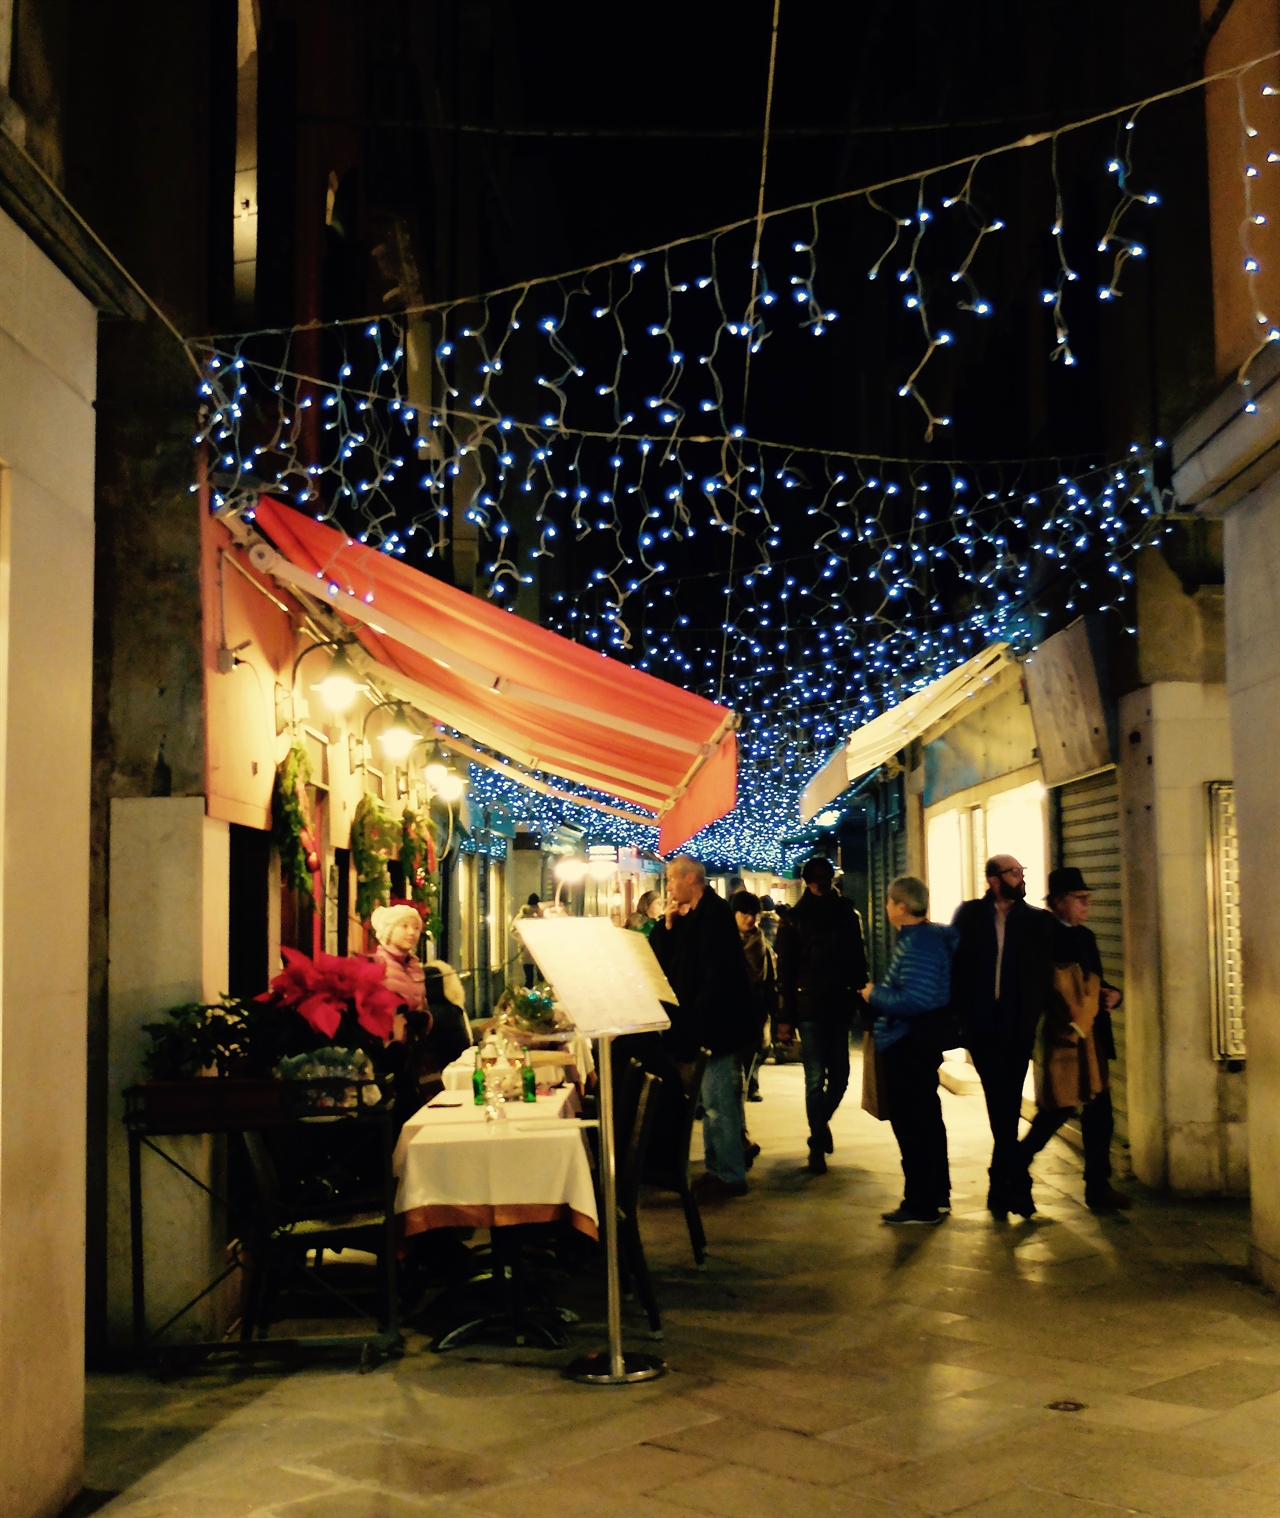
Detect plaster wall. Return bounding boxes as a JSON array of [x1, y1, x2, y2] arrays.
[[1119, 683, 1245, 1196], [105, 797, 231, 1350], [1220, 478, 1280, 1290], [0, 204, 96, 1518]]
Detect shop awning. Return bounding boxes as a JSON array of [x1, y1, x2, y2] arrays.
[[799, 644, 1012, 822], [245, 499, 738, 853]]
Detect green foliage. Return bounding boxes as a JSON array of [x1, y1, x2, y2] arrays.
[[400, 806, 440, 933], [272, 742, 314, 894], [140, 998, 262, 1082], [351, 793, 402, 920]]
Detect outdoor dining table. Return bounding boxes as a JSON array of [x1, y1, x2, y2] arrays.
[[394, 1085, 599, 1240], [394, 1085, 600, 1349]]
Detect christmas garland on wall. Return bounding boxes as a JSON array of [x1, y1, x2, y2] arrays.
[[272, 742, 316, 894], [351, 793, 402, 921], [401, 805, 441, 939]]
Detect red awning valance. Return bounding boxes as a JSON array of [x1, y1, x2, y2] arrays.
[[247, 499, 737, 853]]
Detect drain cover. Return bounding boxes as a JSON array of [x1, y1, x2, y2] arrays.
[[1046, 1400, 1087, 1412]]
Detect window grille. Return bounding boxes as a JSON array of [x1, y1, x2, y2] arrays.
[[1206, 782, 1246, 1062]]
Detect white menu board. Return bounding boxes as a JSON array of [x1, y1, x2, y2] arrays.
[[514, 917, 675, 1037]]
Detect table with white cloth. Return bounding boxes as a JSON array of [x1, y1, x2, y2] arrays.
[[394, 1087, 599, 1241], [439, 1037, 595, 1095]]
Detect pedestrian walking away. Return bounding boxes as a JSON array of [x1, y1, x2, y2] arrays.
[[776, 855, 869, 1174], [649, 856, 756, 1199], [513, 893, 543, 988], [950, 854, 1075, 1219], [1016, 867, 1131, 1213], [732, 890, 777, 1155], [862, 876, 958, 1225]]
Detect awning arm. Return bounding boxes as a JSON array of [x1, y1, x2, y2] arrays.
[[247, 543, 715, 758], [435, 734, 657, 826]]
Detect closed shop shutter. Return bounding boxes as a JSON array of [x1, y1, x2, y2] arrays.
[[1058, 767, 1127, 1150]]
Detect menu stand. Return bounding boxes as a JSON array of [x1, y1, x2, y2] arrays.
[[565, 1032, 665, 1384], [515, 915, 677, 1387]]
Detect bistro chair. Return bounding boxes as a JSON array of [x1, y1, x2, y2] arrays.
[[238, 1128, 392, 1342], [641, 1048, 710, 1267], [617, 1067, 664, 1336]]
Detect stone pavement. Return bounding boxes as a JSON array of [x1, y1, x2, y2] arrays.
[[84, 1059, 1279, 1518]]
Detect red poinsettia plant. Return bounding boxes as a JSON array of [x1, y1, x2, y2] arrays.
[[256, 948, 401, 1043]]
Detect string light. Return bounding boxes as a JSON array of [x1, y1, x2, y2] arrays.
[[188, 52, 1280, 866]]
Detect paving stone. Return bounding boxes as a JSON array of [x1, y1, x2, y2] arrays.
[[88, 1064, 1275, 1518], [1138, 1358, 1280, 1409]]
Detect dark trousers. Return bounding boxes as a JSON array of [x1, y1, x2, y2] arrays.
[[1018, 1087, 1114, 1189], [522, 962, 536, 989], [968, 1038, 1034, 1201], [797, 1020, 852, 1145], [881, 1036, 950, 1211]]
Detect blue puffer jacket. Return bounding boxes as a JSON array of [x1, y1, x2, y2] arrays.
[[868, 921, 960, 1051]]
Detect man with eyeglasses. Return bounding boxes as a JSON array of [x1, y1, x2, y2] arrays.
[[950, 853, 1072, 1220]]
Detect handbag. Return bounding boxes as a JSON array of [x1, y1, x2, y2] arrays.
[[860, 1030, 891, 1122]]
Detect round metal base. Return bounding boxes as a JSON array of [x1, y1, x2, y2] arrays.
[[565, 1351, 667, 1385]]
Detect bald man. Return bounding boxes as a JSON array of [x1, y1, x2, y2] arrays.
[[950, 854, 1072, 1220]]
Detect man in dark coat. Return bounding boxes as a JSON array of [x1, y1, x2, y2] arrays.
[[951, 853, 1072, 1219], [776, 856, 869, 1174], [649, 855, 756, 1198], [1015, 867, 1130, 1213]]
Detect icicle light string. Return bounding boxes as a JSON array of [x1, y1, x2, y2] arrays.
[[190, 51, 1280, 868], [194, 58, 1280, 558]]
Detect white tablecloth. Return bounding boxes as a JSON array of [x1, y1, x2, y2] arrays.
[[394, 1087, 599, 1239]]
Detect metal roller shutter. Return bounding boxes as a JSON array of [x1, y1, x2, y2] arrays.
[[1058, 767, 1127, 1154]]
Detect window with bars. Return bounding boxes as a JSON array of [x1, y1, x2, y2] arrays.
[[1206, 782, 1246, 1063]]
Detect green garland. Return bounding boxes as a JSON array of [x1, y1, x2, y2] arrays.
[[351, 793, 402, 921], [272, 742, 313, 894], [400, 806, 440, 933]]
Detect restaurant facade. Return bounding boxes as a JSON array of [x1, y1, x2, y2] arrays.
[[102, 489, 739, 1350]]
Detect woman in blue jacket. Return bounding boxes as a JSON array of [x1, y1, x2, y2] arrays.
[[861, 876, 959, 1225]]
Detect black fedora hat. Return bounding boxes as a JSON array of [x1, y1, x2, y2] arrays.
[[1046, 866, 1092, 900]]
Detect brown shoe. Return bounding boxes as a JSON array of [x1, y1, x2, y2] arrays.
[[694, 1173, 748, 1200], [1086, 1184, 1132, 1212], [806, 1148, 827, 1175]]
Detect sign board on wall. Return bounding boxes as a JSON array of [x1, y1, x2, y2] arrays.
[[1022, 617, 1115, 786]]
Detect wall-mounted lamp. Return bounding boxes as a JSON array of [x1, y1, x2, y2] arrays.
[[424, 741, 466, 802], [312, 646, 362, 714], [378, 703, 418, 763], [553, 855, 589, 909]]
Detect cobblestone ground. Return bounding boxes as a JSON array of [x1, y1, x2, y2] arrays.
[[85, 1059, 1278, 1518]]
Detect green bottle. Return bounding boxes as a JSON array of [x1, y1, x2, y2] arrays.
[[521, 1047, 537, 1102], [472, 1046, 486, 1106]]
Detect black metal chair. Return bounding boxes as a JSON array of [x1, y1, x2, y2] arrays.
[[617, 1067, 664, 1335], [239, 1127, 393, 1342], [641, 1048, 710, 1266]]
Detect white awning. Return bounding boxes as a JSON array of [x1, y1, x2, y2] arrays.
[[799, 644, 1013, 822]]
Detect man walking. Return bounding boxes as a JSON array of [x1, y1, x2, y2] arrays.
[[1015, 867, 1131, 1212], [862, 876, 958, 1225], [650, 856, 755, 1199], [776, 856, 869, 1174], [951, 854, 1071, 1219]]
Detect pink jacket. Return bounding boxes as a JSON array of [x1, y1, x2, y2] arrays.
[[373, 945, 426, 1013]]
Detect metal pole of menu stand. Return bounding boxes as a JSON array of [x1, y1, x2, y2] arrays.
[[566, 1034, 665, 1385]]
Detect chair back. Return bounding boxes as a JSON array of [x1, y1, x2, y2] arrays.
[[618, 1071, 661, 1217], [241, 1130, 286, 1237]]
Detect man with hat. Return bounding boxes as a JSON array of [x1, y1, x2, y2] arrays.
[[776, 855, 869, 1173], [1013, 866, 1130, 1213]]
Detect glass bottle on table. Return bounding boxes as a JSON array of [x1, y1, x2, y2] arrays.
[[521, 1047, 537, 1102], [472, 1045, 485, 1106]]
